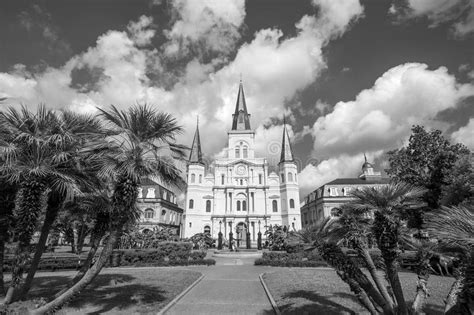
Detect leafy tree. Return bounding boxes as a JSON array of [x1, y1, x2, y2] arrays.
[[34, 104, 186, 314], [386, 125, 470, 213]]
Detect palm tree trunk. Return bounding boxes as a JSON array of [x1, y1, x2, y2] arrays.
[[356, 244, 395, 311], [337, 270, 380, 314], [18, 195, 62, 300], [385, 259, 407, 315], [32, 227, 121, 315], [411, 273, 429, 314], [0, 234, 5, 297], [444, 275, 463, 315], [319, 242, 394, 314], [52, 230, 104, 299], [2, 181, 46, 305]]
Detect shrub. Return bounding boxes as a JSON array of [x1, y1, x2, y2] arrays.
[[256, 250, 327, 267], [255, 258, 328, 267]]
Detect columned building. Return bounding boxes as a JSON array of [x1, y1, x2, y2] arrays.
[[183, 81, 302, 243], [300, 156, 389, 228]]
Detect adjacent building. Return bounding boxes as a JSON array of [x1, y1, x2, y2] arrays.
[[136, 178, 184, 236], [183, 81, 302, 244], [300, 157, 389, 228]]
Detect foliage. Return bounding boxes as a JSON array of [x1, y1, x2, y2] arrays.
[[188, 233, 215, 250], [264, 224, 300, 251], [386, 125, 471, 211], [118, 227, 180, 249]]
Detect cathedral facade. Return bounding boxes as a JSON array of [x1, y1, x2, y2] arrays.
[[183, 82, 301, 244]]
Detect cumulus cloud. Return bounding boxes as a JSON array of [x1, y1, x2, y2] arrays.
[[0, 0, 366, 171], [298, 63, 474, 195], [162, 0, 246, 60], [451, 118, 474, 149], [389, 0, 474, 38]]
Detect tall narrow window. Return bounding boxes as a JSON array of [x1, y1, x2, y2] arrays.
[[281, 173, 285, 183], [272, 200, 278, 212], [221, 174, 225, 185], [189, 199, 194, 209], [191, 174, 195, 183], [243, 147, 248, 158], [290, 199, 295, 209], [240, 179, 243, 185], [235, 147, 240, 158], [288, 172, 293, 182], [259, 174, 262, 184], [199, 174, 202, 183], [242, 200, 247, 211], [206, 200, 211, 212], [237, 200, 241, 211]]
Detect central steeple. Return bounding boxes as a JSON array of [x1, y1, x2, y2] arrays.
[[231, 80, 251, 130]]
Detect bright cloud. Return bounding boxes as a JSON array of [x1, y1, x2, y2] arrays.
[[298, 63, 474, 195]]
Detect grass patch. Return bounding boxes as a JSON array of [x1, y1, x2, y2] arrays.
[[7, 268, 201, 314], [263, 269, 454, 315]]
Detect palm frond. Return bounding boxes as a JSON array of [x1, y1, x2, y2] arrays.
[[424, 206, 474, 247]]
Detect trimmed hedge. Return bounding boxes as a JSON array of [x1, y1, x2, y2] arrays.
[[255, 250, 328, 267], [3, 242, 213, 272]]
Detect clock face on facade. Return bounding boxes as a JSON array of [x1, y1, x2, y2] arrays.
[[236, 164, 246, 175]]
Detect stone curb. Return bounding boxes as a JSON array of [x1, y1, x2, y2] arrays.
[[157, 273, 205, 315], [259, 273, 281, 315]]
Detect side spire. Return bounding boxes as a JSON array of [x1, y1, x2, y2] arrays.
[[189, 116, 203, 164], [231, 79, 251, 130], [280, 117, 295, 163]]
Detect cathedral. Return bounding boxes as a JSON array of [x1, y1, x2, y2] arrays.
[[183, 81, 301, 245]]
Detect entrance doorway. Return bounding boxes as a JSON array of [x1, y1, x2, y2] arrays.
[[235, 222, 247, 248]]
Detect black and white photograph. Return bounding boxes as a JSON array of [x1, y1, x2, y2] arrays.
[[0, 0, 473, 314]]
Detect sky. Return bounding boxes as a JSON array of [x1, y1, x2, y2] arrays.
[[0, 0, 473, 198]]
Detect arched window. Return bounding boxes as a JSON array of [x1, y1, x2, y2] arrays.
[[204, 225, 211, 234], [189, 199, 194, 209], [235, 147, 240, 158], [199, 174, 202, 183], [288, 172, 293, 182], [161, 209, 166, 216], [206, 200, 211, 212], [259, 174, 262, 184], [281, 173, 285, 183], [242, 200, 247, 211], [144, 208, 154, 219], [243, 147, 248, 158], [290, 199, 295, 208], [237, 200, 241, 211], [191, 173, 195, 183], [240, 179, 243, 185], [272, 200, 278, 212], [221, 174, 225, 185]]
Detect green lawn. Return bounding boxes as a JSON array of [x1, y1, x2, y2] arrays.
[[6, 267, 201, 314], [263, 268, 454, 315]]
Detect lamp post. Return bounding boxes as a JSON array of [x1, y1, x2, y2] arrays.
[[245, 217, 251, 249], [229, 221, 233, 251], [292, 217, 296, 231], [257, 219, 262, 250], [218, 220, 223, 250]]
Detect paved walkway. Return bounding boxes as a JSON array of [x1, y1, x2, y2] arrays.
[[164, 254, 276, 315]]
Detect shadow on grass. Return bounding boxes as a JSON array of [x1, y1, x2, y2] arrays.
[[28, 273, 167, 314], [280, 290, 359, 315]]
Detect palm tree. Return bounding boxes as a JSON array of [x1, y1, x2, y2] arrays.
[[330, 205, 395, 312], [33, 104, 186, 314], [0, 106, 105, 302], [424, 206, 473, 315], [350, 182, 426, 315], [306, 218, 393, 314]]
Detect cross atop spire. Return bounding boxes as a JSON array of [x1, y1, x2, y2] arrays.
[[231, 80, 251, 130], [189, 116, 203, 164], [280, 117, 295, 164]]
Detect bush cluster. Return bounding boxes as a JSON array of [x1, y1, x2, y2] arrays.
[[255, 250, 328, 267]]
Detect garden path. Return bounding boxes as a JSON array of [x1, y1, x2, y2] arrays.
[[164, 254, 276, 315]]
